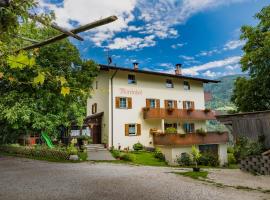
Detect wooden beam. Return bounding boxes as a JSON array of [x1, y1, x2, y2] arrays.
[[17, 16, 118, 52], [28, 13, 84, 41]]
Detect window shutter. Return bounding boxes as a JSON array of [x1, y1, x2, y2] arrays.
[[183, 101, 187, 109], [156, 99, 160, 108], [164, 100, 168, 109], [146, 99, 150, 108], [137, 124, 141, 136], [125, 124, 129, 136], [128, 97, 132, 109], [115, 97, 120, 108], [174, 100, 177, 109], [92, 104, 94, 114], [191, 101, 195, 109], [191, 123, 195, 133]]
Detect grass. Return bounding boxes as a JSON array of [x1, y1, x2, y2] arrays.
[[174, 171, 209, 180], [110, 150, 167, 167]]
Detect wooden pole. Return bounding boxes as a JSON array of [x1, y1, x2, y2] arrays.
[[28, 13, 84, 41], [17, 16, 118, 52]]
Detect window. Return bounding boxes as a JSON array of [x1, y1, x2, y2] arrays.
[[183, 123, 195, 133], [150, 99, 156, 108], [166, 79, 174, 88], [92, 103, 97, 114], [120, 97, 127, 108], [128, 124, 136, 135], [165, 123, 177, 130], [183, 101, 194, 109], [128, 74, 136, 84], [199, 144, 218, 155], [167, 100, 174, 108], [184, 81, 190, 90]]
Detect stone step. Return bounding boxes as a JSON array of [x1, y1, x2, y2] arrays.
[[87, 148, 108, 151], [85, 144, 105, 148]]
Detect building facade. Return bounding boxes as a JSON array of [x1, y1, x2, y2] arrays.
[[86, 64, 228, 165]]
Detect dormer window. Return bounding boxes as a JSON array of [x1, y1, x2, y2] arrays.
[[128, 74, 136, 84], [184, 81, 190, 90], [166, 79, 174, 88]]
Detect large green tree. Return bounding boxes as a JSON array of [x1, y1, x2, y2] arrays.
[[0, 3, 98, 143], [232, 5, 270, 112]]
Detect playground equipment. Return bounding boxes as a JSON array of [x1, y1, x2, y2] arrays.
[[41, 132, 54, 148]]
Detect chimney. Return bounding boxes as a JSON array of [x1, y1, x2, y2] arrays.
[[175, 64, 182, 75], [133, 62, 139, 70]]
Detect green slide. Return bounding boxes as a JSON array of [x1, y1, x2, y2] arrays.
[[41, 132, 54, 148]]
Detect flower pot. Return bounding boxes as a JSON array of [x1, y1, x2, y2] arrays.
[[193, 167, 200, 172]]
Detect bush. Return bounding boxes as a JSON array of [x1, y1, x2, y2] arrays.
[[78, 150, 88, 161], [198, 153, 220, 167], [67, 144, 78, 155], [120, 153, 135, 161], [154, 148, 165, 161], [133, 142, 143, 151], [227, 146, 234, 154], [196, 128, 206, 136], [165, 127, 177, 134], [228, 153, 236, 165], [111, 150, 121, 158], [176, 152, 192, 166], [77, 135, 90, 140]]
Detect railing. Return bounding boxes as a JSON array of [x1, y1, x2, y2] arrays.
[[153, 132, 229, 146], [142, 108, 216, 120]]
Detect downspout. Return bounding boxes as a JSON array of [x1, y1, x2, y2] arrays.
[[110, 69, 118, 148]]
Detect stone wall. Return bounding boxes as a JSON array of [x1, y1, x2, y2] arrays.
[[240, 155, 270, 175]]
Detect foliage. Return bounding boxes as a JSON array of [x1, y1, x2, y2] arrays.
[[165, 127, 177, 134], [176, 152, 192, 166], [198, 153, 220, 167], [110, 150, 121, 159], [196, 128, 207, 136], [67, 144, 78, 155], [0, 144, 70, 161], [154, 148, 165, 161], [77, 135, 90, 141], [174, 171, 208, 180], [191, 145, 201, 168], [234, 137, 265, 161], [232, 5, 270, 112], [78, 150, 88, 161], [133, 142, 143, 151], [120, 153, 135, 162], [228, 153, 237, 165]]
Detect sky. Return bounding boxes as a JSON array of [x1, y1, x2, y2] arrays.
[[38, 0, 270, 79]]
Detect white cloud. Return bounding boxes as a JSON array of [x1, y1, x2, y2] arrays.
[[107, 35, 156, 50], [171, 43, 186, 49], [223, 40, 245, 50], [182, 56, 241, 76], [179, 55, 195, 61], [202, 70, 218, 78]]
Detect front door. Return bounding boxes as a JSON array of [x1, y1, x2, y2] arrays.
[[92, 124, 101, 144]]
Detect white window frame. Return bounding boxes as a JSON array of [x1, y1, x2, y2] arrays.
[[119, 97, 127, 109], [184, 123, 194, 133], [166, 79, 174, 88], [150, 99, 156, 108], [185, 101, 193, 109], [167, 100, 174, 108], [128, 74, 136, 84], [184, 81, 190, 90], [128, 124, 137, 136]]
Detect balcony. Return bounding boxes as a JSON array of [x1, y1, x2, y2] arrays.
[[142, 108, 216, 120], [153, 132, 229, 146]]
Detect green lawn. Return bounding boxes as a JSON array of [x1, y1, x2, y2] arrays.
[[129, 151, 167, 166], [174, 171, 209, 180]]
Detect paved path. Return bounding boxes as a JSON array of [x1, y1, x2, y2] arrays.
[[0, 156, 269, 200], [87, 150, 115, 160]]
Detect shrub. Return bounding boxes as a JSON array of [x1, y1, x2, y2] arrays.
[[165, 127, 177, 134], [227, 146, 234, 154], [228, 153, 236, 165], [176, 152, 192, 166], [67, 144, 78, 155], [154, 148, 165, 161], [111, 150, 121, 158], [77, 135, 90, 140], [120, 153, 135, 161], [191, 145, 201, 168], [133, 142, 143, 151], [78, 150, 88, 161], [198, 153, 220, 167], [196, 128, 207, 136]]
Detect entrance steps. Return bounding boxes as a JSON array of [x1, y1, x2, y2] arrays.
[[85, 144, 115, 161]]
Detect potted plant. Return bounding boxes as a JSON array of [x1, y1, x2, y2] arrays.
[[191, 145, 201, 172], [165, 127, 177, 134], [196, 128, 207, 137], [204, 108, 211, 113]]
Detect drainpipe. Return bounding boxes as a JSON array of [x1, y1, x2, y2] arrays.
[[110, 69, 118, 148]]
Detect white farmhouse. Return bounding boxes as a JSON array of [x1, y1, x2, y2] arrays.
[[86, 63, 228, 165]]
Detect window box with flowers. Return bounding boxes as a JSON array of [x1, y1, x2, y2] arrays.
[[204, 108, 211, 113]]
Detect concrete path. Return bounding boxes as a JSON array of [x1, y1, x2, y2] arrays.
[[0, 156, 269, 200], [86, 144, 115, 161]]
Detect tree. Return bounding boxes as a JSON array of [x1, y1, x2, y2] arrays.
[[232, 5, 270, 112]]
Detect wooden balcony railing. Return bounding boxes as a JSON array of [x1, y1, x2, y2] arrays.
[[142, 108, 216, 120], [153, 132, 229, 146]]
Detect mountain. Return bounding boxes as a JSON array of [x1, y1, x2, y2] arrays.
[[204, 74, 249, 111]]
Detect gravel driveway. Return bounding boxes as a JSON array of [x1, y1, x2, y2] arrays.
[[0, 156, 269, 200]]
